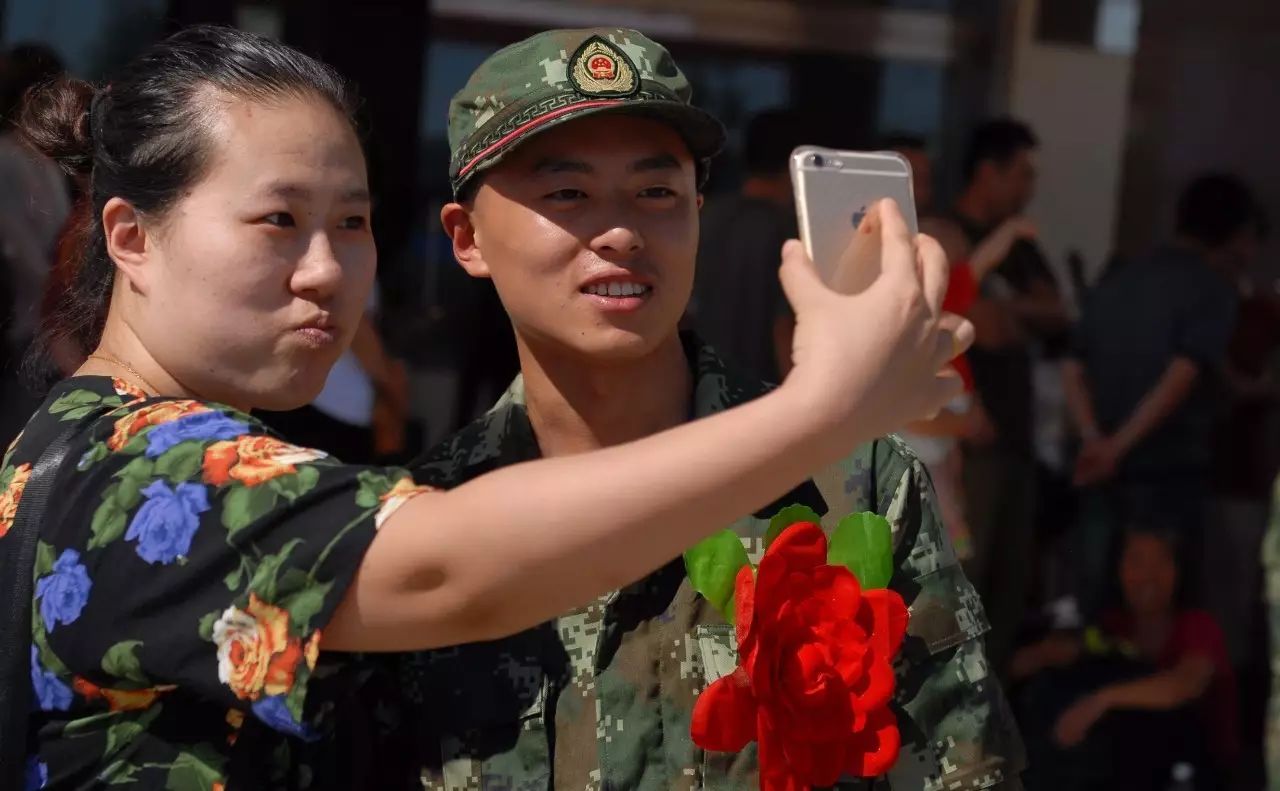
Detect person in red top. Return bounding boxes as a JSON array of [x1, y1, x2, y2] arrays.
[[900, 216, 1038, 558], [1013, 528, 1239, 788]]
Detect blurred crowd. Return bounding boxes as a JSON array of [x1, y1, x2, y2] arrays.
[[3, 35, 1279, 791], [691, 108, 1276, 790]]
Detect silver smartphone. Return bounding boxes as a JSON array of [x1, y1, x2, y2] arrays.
[[790, 146, 918, 284]]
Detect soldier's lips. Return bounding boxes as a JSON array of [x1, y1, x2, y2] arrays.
[[578, 278, 653, 313]]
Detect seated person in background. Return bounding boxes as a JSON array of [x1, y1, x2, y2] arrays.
[[1012, 527, 1238, 790]]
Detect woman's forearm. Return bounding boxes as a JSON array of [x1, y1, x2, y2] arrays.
[[327, 381, 854, 651]]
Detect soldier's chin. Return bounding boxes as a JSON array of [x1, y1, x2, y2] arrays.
[[570, 325, 670, 362]]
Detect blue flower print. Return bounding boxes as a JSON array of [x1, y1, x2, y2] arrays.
[[25, 755, 48, 790], [125, 481, 211, 564], [145, 412, 249, 459], [29, 646, 71, 712], [252, 695, 318, 741], [34, 549, 92, 631]]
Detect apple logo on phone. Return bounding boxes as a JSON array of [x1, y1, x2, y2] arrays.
[[851, 206, 868, 228]]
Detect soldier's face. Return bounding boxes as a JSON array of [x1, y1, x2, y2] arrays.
[[450, 115, 701, 362]]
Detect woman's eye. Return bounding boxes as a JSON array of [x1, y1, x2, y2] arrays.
[[262, 212, 296, 228], [340, 216, 369, 231], [545, 188, 587, 202]]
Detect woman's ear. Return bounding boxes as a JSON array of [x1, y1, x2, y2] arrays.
[[102, 197, 151, 293]]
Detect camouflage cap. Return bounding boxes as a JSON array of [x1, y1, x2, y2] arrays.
[[447, 28, 726, 197]]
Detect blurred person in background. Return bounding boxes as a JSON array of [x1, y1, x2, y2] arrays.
[[0, 43, 71, 442], [931, 118, 1069, 674], [1013, 527, 1237, 791], [1206, 263, 1280, 672], [890, 133, 1036, 561], [1065, 174, 1264, 618], [690, 108, 801, 383]]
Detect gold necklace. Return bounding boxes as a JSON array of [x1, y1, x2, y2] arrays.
[[86, 353, 161, 395]]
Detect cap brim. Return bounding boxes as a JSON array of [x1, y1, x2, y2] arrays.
[[456, 100, 726, 194]]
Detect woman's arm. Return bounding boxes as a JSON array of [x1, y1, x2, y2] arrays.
[[1054, 655, 1215, 747], [324, 200, 973, 652]]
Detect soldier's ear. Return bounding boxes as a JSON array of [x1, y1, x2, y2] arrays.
[[440, 202, 491, 279]]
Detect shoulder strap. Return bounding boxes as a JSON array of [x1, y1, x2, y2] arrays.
[[0, 419, 88, 791]]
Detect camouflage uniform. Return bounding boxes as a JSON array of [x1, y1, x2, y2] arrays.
[[402, 340, 1025, 790]]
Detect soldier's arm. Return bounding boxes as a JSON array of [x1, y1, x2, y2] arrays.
[[874, 438, 1027, 790]]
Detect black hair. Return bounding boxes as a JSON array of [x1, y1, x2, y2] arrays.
[[962, 118, 1038, 184], [744, 108, 804, 177], [1175, 172, 1268, 249], [18, 24, 358, 361]]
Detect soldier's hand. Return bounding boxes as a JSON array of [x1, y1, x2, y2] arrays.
[[779, 198, 973, 444]]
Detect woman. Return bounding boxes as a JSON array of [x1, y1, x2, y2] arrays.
[[4, 26, 967, 789], [1012, 528, 1238, 789]]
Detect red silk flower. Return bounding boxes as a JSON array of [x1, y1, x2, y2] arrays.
[[691, 522, 909, 790]]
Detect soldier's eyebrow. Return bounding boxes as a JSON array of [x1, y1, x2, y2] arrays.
[[532, 158, 593, 175], [630, 154, 682, 173]]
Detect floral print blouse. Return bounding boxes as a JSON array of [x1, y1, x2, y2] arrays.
[[3, 376, 432, 790]]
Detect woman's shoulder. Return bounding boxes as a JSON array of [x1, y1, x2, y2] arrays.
[[1173, 609, 1227, 644]]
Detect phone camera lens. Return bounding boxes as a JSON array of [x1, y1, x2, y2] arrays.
[[808, 154, 824, 168]]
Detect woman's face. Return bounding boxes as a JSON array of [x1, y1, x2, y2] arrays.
[[1119, 533, 1178, 617], [125, 93, 375, 411]]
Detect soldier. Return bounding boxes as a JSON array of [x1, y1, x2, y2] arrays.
[[405, 28, 1025, 790]]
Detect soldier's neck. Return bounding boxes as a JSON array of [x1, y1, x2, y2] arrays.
[[516, 331, 692, 458]]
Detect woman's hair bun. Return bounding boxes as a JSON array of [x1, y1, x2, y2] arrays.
[[17, 76, 96, 180]]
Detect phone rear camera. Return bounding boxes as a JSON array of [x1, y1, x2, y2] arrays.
[[808, 154, 824, 168]]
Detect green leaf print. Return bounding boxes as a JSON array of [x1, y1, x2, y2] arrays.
[[31, 616, 69, 675], [89, 492, 129, 550], [120, 433, 149, 456], [354, 469, 397, 508], [78, 442, 110, 471], [246, 539, 302, 603], [58, 405, 100, 421], [100, 759, 142, 785], [104, 721, 143, 757], [764, 503, 823, 548], [166, 744, 226, 791], [49, 389, 102, 414], [34, 540, 56, 577], [284, 579, 332, 633], [683, 530, 750, 625], [828, 512, 894, 590], [198, 609, 222, 642], [222, 485, 279, 534], [155, 440, 205, 483], [269, 464, 321, 503], [102, 640, 148, 685], [0, 464, 13, 490], [223, 561, 244, 591], [116, 456, 155, 486]]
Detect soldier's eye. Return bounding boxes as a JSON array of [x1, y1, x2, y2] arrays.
[[545, 189, 588, 201], [639, 187, 677, 199]]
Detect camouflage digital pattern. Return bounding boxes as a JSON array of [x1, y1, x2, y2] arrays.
[[446, 27, 724, 196], [402, 339, 1026, 790], [1264, 478, 1280, 789]]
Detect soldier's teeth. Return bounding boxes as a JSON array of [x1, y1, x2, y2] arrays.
[[583, 282, 649, 297]]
